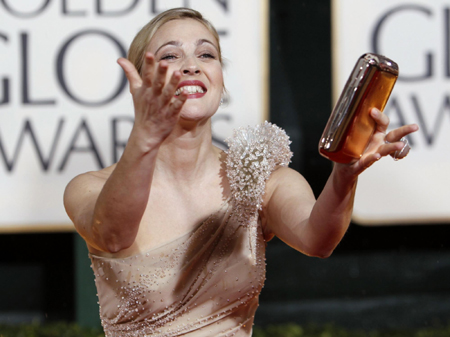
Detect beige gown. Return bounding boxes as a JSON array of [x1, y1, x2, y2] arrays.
[[89, 122, 292, 337]]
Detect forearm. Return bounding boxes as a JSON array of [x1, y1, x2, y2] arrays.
[[92, 127, 161, 252], [304, 164, 357, 257], [267, 109, 419, 258], [73, 55, 188, 253]]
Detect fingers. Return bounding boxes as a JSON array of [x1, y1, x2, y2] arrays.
[[141, 53, 170, 93], [348, 108, 420, 174], [370, 106, 419, 155], [361, 153, 381, 170], [379, 141, 405, 157], [384, 124, 418, 160], [140, 55, 170, 95], [374, 123, 417, 162], [160, 70, 182, 105], [370, 108, 390, 133], [169, 90, 188, 116], [128, 52, 181, 107], [391, 138, 411, 160], [370, 107, 419, 141], [117, 58, 142, 92], [141, 52, 156, 87], [152, 61, 169, 95], [385, 123, 419, 143]]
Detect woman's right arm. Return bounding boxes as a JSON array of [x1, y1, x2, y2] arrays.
[[64, 53, 188, 253]]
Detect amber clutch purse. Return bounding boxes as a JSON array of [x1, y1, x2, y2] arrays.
[[319, 53, 399, 164]]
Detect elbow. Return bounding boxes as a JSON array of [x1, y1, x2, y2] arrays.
[[92, 224, 134, 254], [308, 252, 333, 259], [304, 233, 343, 259], [315, 251, 333, 259], [294, 240, 335, 259], [305, 247, 334, 259], [104, 241, 126, 254], [101, 234, 134, 253]]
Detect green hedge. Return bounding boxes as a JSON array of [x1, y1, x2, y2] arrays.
[[1, 322, 450, 337], [252, 323, 450, 337], [0, 322, 103, 337]]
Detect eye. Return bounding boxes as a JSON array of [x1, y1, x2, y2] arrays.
[[160, 53, 178, 61], [199, 53, 216, 59]]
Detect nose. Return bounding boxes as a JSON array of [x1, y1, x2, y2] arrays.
[[181, 56, 201, 75]]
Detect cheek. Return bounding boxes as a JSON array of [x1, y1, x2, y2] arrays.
[[203, 61, 223, 80], [211, 67, 224, 87]]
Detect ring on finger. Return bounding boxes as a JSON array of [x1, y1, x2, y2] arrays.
[[392, 137, 410, 161]]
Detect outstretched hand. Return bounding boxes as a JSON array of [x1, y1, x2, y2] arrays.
[[336, 108, 419, 176], [117, 52, 189, 145]]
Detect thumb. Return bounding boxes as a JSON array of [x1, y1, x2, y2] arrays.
[[117, 58, 142, 93]]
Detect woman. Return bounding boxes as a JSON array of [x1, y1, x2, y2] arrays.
[[64, 7, 418, 337]]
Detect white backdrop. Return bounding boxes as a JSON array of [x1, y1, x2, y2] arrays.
[[333, 0, 450, 224], [0, 0, 269, 232]]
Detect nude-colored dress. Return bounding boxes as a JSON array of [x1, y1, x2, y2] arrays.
[[89, 122, 292, 337]]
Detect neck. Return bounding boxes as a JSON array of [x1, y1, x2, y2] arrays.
[[155, 119, 220, 182]]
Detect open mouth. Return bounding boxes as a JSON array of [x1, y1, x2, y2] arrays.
[[175, 80, 207, 96], [175, 85, 206, 96]]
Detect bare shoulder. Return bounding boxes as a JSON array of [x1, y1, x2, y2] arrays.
[[263, 166, 316, 218], [64, 166, 114, 201], [265, 166, 312, 198], [262, 167, 316, 242], [63, 165, 116, 227]]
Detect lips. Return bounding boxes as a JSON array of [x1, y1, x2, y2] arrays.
[[175, 80, 207, 98]]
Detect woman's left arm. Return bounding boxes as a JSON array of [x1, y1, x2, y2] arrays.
[[261, 108, 419, 258]]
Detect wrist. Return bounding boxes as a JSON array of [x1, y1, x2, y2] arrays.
[[331, 163, 358, 195], [131, 113, 176, 146], [127, 125, 166, 154]]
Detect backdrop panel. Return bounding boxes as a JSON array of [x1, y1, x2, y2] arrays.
[[333, 0, 450, 224], [0, 0, 269, 231]]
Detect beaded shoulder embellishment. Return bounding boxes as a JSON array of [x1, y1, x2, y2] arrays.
[[225, 121, 293, 221]]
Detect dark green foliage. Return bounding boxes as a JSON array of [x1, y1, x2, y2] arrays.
[[1, 322, 450, 337], [0, 322, 104, 337], [252, 323, 450, 337]]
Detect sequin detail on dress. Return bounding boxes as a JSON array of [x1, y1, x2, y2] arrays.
[[89, 123, 292, 337], [225, 121, 293, 221]]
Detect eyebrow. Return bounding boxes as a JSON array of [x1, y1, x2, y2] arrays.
[[154, 41, 182, 56], [154, 38, 219, 56], [196, 38, 219, 52]]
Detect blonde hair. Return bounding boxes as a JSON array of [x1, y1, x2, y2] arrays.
[[128, 8, 223, 75]]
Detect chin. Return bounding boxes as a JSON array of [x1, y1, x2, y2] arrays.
[[179, 106, 216, 122]]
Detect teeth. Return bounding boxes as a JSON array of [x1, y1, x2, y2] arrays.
[[175, 85, 205, 96]]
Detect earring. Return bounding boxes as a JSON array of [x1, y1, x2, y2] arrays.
[[219, 98, 224, 106]]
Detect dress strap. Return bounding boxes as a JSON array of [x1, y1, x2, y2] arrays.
[[225, 121, 293, 221]]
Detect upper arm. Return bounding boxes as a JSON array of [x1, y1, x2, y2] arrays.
[[63, 172, 107, 252], [262, 167, 317, 254]]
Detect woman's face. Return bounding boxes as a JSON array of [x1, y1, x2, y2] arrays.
[[146, 18, 224, 122]]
